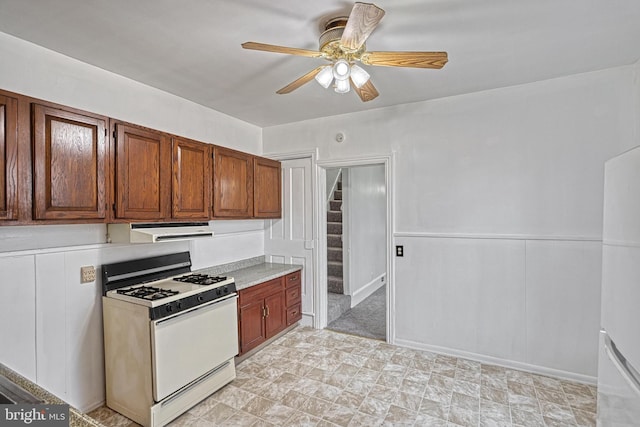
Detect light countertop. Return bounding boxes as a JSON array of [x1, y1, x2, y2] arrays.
[[196, 262, 302, 291]]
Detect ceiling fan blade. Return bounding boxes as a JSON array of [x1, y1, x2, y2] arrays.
[[276, 66, 325, 94], [242, 42, 322, 58], [340, 2, 385, 51], [351, 78, 379, 102], [361, 51, 448, 69]]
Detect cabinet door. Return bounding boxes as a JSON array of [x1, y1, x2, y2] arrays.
[[212, 146, 253, 218], [172, 138, 210, 219], [264, 291, 286, 338], [114, 123, 171, 220], [0, 94, 17, 221], [238, 298, 266, 355], [32, 104, 107, 220], [254, 156, 281, 218]]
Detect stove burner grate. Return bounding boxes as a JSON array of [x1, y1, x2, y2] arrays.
[[116, 285, 180, 301], [174, 273, 228, 286]]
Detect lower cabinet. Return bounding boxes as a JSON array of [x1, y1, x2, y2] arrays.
[[237, 270, 302, 355]]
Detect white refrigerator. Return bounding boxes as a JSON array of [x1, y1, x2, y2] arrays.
[[598, 146, 640, 426]]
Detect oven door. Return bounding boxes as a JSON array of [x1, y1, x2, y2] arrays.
[[150, 294, 238, 402]]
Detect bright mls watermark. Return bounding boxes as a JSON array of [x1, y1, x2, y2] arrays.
[[1, 405, 68, 426]]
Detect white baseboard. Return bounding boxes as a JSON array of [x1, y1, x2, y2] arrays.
[[77, 398, 105, 414], [394, 338, 597, 385], [301, 313, 314, 327], [350, 273, 385, 307]]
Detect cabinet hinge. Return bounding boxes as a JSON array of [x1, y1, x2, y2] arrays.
[[112, 130, 117, 140], [104, 128, 107, 137], [112, 203, 116, 212]]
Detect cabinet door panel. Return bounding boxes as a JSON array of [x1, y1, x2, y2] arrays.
[[115, 124, 170, 220], [213, 147, 253, 218], [0, 94, 17, 221], [32, 104, 106, 220], [239, 299, 266, 354], [264, 291, 286, 338], [254, 157, 281, 218], [172, 138, 210, 219]]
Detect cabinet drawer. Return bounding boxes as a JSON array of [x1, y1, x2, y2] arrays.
[[285, 285, 301, 307], [285, 271, 301, 289], [286, 303, 302, 326], [239, 277, 283, 305]]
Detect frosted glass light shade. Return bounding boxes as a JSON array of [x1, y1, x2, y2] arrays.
[[332, 59, 350, 81], [350, 64, 370, 88], [315, 66, 333, 88], [334, 78, 350, 93]]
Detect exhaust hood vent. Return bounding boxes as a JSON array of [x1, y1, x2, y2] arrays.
[[108, 222, 214, 244]]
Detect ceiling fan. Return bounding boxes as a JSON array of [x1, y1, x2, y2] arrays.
[[242, 2, 448, 102]]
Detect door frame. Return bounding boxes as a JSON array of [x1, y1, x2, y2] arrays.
[[317, 154, 395, 343], [263, 149, 321, 328]]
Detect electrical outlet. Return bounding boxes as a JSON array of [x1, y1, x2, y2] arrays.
[[396, 245, 404, 257], [81, 266, 96, 283]]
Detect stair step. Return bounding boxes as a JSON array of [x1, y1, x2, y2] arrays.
[[328, 222, 342, 234], [327, 292, 350, 324], [329, 200, 342, 211], [328, 247, 343, 262], [327, 234, 342, 248], [328, 276, 344, 294], [328, 261, 343, 277], [327, 211, 342, 223], [333, 190, 342, 201]]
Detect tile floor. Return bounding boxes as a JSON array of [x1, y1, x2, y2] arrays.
[[89, 327, 597, 426]]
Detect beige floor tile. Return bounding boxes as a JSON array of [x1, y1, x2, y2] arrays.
[[448, 405, 480, 426], [261, 403, 296, 426], [383, 404, 418, 425], [510, 407, 544, 427], [88, 327, 600, 427], [481, 386, 509, 405], [322, 403, 356, 426], [347, 411, 384, 427], [199, 402, 236, 424], [418, 398, 450, 419], [286, 410, 322, 427]]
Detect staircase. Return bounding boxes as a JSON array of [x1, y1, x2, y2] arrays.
[[327, 174, 351, 324]]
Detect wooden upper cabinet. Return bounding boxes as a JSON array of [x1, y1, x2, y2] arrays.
[[32, 104, 107, 220], [213, 146, 253, 218], [254, 156, 281, 218], [172, 137, 210, 219], [114, 123, 171, 220], [0, 94, 18, 221]]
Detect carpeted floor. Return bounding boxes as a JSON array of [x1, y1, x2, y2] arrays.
[[327, 285, 386, 340]]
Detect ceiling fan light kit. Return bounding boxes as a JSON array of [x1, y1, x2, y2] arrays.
[[242, 2, 448, 102], [315, 66, 334, 88]]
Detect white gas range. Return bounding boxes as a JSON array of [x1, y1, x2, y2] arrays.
[[101, 252, 238, 427]]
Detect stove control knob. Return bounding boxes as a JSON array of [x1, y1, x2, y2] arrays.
[[197, 295, 204, 302], [176, 302, 182, 310], [223, 287, 229, 294], [216, 289, 221, 296], [166, 305, 173, 312]]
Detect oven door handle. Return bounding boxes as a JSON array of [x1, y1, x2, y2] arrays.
[[153, 294, 237, 326]]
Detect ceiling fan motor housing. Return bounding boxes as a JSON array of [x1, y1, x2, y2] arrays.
[[319, 16, 365, 57]]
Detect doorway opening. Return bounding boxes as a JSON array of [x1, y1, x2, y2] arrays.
[[320, 163, 389, 341]]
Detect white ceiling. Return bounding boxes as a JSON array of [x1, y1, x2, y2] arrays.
[[1, 0, 640, 127]]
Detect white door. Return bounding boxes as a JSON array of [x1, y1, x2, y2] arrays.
[[265, 157, 315, 325]]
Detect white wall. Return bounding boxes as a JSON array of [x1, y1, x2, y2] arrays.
[[344, 165, 386, 306], [0, 32, 265, 410], [264, 65, 640, 380], [0, 31, 260, 153]]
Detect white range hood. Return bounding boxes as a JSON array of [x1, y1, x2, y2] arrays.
[[107, 222, 214, 243]]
